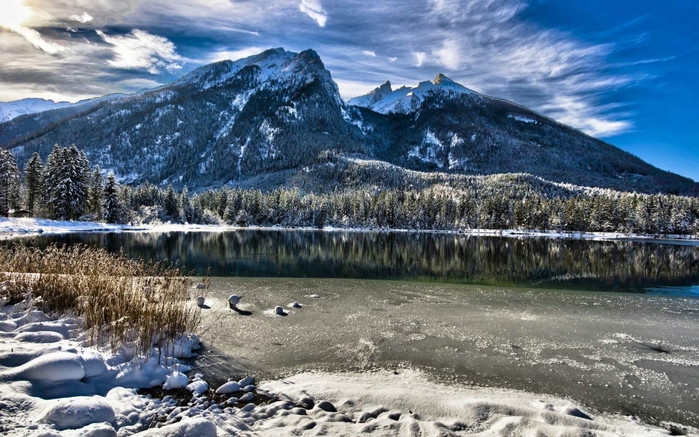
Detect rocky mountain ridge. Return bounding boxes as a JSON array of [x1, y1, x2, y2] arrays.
[[0, 47, 696, 195]]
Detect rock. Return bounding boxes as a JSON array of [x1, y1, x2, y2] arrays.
[[40, 396, 116, 430], [228, 294, 240, 306], [565, 407, 593, 420], [290, 302, 302, 308], [215, 381, 241, 394], [316, 400, 336, 412], [238, 392, 255, 403], [275, 306, 286, 315], [238, 375, 254, 387], [196, 296, 206, 307], [195, 283, 206, 290], [298, 396, 315, 409]]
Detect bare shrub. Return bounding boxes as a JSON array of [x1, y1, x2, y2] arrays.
[[0, 244, 201, 355]]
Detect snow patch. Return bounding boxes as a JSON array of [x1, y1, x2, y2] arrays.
[[509, 114, 538, 124]]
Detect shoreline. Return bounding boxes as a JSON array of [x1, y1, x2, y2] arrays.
[[2, 217, 698, 244]]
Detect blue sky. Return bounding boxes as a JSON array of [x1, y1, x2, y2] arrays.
[[1, 0, 697, 181]]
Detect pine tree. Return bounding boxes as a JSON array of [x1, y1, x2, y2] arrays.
[[88, 165, 104, 219], [0, 149, 20, 216], [103, 172, 123, 223], [23, 152, 43, 216], [179, 186, 194, 224], [164, 184, 179, 219], [42, 144, 90, 220]]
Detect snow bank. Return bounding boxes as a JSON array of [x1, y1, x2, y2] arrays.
[[255, 370, 690, 436]]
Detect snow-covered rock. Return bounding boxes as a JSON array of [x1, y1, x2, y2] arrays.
[[163, 370, 189, 390], [39, 396, 116, 430], [215, 381, 241, 394], [348, 73, 474, 114]]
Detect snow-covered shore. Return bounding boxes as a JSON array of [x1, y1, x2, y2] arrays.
[[1, 303, 693, 436], [1, 217, 698, 243]]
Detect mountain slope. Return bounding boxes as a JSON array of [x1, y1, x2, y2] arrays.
[[346, 80, 697, 195], [0, 48, 696, 195], [1, 48, 366, 188]]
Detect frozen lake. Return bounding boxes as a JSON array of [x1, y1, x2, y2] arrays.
[[195, 277, 699, 428], [14, 230, 699, 427]]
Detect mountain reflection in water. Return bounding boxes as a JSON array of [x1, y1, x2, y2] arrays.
[[15, 230, 699, 293]]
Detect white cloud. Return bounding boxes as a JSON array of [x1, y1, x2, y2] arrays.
[[389, 57, 397, 62], [69, 12, 93, 23], [96, 29, 183, 74], [540, 96, 632, 137], [4, 25, 66, 54], [362, 50, 376, 57], [299, 0, 327, 27], [335, 79, 383, 100], [414, 51, 426, 67], [208, 46, 266, 63], [433, 39, 460, 70]]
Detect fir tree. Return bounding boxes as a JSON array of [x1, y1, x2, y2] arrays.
[[164, 184, 179, 219], [103, 172, 123, 223], [0, 149, 20, 216], [42, 144, 90, 220], [179, 186, 194, 224], [23, 152, 43, 216], [88, 165, 104, 219]]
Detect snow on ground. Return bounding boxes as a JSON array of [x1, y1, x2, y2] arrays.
[[2, 217, 698, 244], [1, 293, 696, 435]]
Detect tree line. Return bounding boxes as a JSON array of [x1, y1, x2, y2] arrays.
[[1, 145, 699, 236]]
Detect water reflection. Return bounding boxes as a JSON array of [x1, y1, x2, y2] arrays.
[[13, 230, 699, 292]]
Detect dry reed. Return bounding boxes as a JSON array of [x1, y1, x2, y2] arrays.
[[0, 243, 201, 356]]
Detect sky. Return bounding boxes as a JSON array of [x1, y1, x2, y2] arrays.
[[1, 0, 697, 181]]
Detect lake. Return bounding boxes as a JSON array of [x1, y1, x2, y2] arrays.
[[11, 229, 699, 427], [13, 229, 699, 294]]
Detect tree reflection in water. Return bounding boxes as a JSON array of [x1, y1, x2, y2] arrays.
[[17, 230, 699, 293]]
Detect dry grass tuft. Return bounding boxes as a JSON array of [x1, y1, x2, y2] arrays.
[[0, 243, 201, 356]]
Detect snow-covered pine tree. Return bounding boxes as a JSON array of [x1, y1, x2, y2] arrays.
[[179, 186, 194, 224], [23, 152, 43, 216], [103, 172, 123, 224], [0, 149, 20, 216], [164, 184, 179, 219], [42, 145, 90, 220], [88, 165, 104, 219]]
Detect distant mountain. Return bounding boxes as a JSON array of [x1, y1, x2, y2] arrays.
[[0, 48, 696, 195], [347, 74, 474, 114], [0, 98, 76, 123]]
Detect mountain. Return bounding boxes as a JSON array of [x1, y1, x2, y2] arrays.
[[0, 48, 696, 195], [0, 48, 365, 188], [346, 77, 698, 195], [0, 98, 76, 123], [347, 74, 474, 114]]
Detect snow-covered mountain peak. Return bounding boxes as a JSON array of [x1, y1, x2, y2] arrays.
[[0, 98, 74, 123], [178, 48, 332, 90], [348, 74, 474, 114]]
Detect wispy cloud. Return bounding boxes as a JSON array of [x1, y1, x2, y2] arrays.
[[96, 29, 182, 74], [3, 25, 66, 54], [433, 39, 460, 70], [69, 12, 93, 23], [299, 0, 327, 27], [414, 51, 426, 67], [207, 46, 267, 63], [0, 0, 662, 138]]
